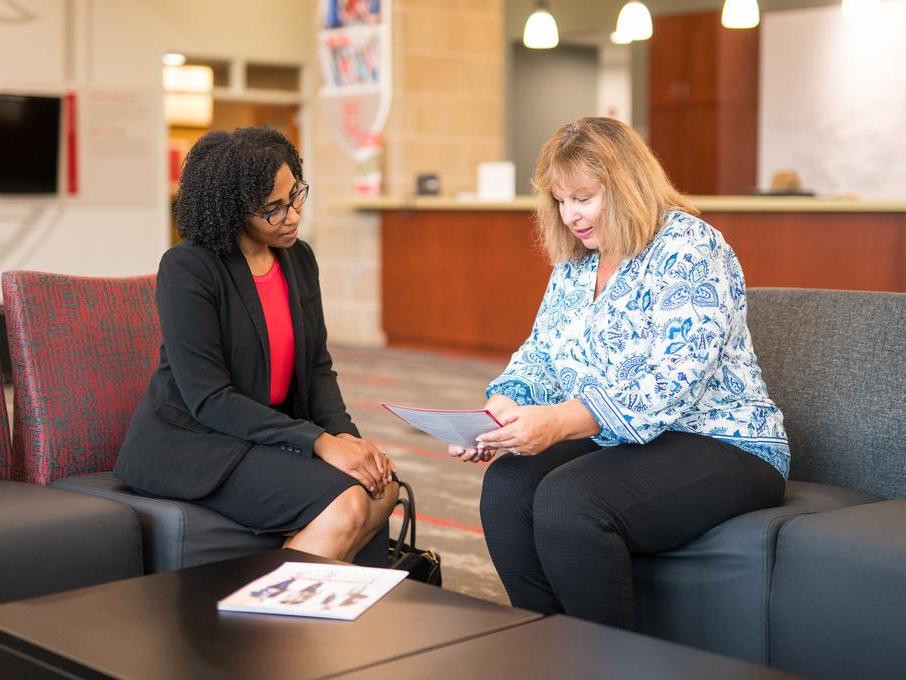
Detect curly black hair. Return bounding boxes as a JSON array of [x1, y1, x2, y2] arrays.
[[175, 126, 304, 256]]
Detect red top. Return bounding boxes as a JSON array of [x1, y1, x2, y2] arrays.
[[253, 258, 296, 405]]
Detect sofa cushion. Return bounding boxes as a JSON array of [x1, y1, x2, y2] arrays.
[[51, 472, 281, 573], [633, 480, 878, 664], [747, 288, 906, 499], [0, 480, 142, 603], [770, 499, 906, 680]]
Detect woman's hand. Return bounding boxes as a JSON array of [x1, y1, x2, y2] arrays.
[[448, 443, 497, 463], [447, 395, 518, 464], [475, 405, 566, 456], [314, 433, 395, 498]]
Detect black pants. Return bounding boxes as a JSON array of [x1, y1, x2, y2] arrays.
[[479, 431, 785, 629]]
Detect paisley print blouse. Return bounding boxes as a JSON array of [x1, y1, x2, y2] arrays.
[[487, 211, 790, 477]]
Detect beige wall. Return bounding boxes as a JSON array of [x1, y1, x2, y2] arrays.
[[311, 0, 505, 346], [384, 0, 504, 196], [0, 0, 317, 283]]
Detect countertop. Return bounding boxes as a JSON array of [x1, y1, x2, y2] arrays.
[[350, 195, 906, 213]]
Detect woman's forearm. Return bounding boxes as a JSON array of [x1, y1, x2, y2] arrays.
[[485, 394, 518, 418], [551, 399, 601, 441]]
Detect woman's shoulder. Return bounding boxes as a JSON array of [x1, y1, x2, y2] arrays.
[[287, 238, 315, 261], [281, 239, 320, 278], [161, 239, 216, 263], [158, 241, 222, 283], [656, 210, 726, 256]]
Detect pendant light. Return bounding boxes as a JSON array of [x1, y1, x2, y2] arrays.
[[721, 0, 760, 29], [614, 2, 653, 42], [523, 1, 559, 50], [841, 0, 881, 18]]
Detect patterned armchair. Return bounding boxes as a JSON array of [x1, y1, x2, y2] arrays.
[[1, 271, 159, 484], [1, 271, 282, 573]]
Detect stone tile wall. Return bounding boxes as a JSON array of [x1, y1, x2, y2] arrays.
[[309, 0, 505, 346]]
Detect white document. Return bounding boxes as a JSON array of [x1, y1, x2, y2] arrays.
[[381, 402, 502, 448], [217, 561, 407, 621]]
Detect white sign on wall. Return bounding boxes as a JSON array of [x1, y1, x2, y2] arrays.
[[80, 89, 157, 206], [759, 3, 906, 200], [0, 0, 65, 87]]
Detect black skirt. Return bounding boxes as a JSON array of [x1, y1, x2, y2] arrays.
[[193, 443, 359, 534]]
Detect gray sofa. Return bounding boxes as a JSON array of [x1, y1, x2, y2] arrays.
[[633, 288, 906, 680], [0, 389, 144, 604], [0, 480, 143, 603]]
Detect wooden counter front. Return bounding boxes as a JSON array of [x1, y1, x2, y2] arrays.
[[381, 210, 551, 355], [703, 211, 906, 292], [374, 201, 906, 355]]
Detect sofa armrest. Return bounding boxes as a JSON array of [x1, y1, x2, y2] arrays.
[[770, 499, 906, 680], [0, 481, 143, 603]]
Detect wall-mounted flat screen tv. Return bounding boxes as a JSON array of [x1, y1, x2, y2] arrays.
[[0, 94, 62, 194]]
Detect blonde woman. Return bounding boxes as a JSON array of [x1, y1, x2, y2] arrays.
[[450, 117, 789, 628]]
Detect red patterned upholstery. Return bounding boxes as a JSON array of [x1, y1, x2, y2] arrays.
[[1, 271, 159, 485], [0, 373, 11, 480]]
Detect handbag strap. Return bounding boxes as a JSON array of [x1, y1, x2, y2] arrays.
[[391, 496, 410, 561], [398, 480, 417, 546], [391, 479, 418, 561]]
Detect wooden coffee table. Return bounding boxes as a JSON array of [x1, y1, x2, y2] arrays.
[[334, 614, 805, 680], [0, 549, 540, 679]]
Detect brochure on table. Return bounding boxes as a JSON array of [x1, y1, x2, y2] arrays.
[[217, 561, 407, 621]]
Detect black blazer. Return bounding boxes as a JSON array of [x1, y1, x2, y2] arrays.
[[114, 240, 359, 500]]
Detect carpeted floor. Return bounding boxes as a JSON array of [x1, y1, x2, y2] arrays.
[[330, 344, 511, 606]]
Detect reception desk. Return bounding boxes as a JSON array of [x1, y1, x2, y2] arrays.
[[355, 195, 906, 355]]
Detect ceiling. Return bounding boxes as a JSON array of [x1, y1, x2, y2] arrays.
[[506, 0, 843, 46]]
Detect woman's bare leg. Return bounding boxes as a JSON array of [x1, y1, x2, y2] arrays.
[[343, 481, 399, 561], [284, 483, 399, 561]]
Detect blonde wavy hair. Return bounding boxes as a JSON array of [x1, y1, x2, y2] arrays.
[[532, 117, 698, 264]]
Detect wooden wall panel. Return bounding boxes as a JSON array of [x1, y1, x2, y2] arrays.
[[381, 211, 551, 355], [381, 209, 906, 356], [703, 211, 906, 292]]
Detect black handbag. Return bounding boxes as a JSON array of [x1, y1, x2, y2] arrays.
[[389, 480, 442, 587]]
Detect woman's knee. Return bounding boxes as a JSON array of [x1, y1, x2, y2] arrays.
[[532, 471, 616, 544], [480, 455, 537, 522], [319, 486, 371, 537], [374, 481, 400, 521]]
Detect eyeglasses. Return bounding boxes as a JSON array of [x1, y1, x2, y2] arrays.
[[256, 182, 309, 226]]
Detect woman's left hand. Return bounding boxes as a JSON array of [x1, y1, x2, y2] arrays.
[[336, 433, 396, 484], [475, 405, 564, 456]]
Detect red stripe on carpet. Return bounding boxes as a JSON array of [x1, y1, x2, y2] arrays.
[[351, 399, 388, 411], [392, 507, 485, 536], [342, 372, 398, 387]]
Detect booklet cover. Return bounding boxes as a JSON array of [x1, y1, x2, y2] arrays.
[[217, 562, 408, 621], [380, 402, 503, 448]]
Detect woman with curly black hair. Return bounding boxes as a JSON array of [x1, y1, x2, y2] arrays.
[[115, 127, 398, 564]]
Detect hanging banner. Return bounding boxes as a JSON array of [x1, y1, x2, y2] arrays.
[[317, 0, 392, 160]]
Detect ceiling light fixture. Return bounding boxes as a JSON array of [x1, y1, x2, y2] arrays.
[[614, 2, 653, 42], [841, 0, 881, 18], [721, 0, 760, 29], [523, 0, 559, 49]]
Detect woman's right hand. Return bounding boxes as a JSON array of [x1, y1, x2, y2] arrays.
[[447, 395, 517, 464], [313, 433, 390, 498]]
